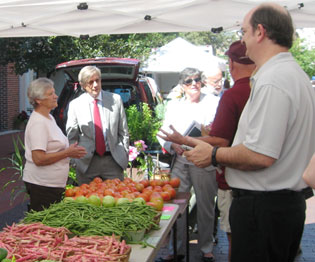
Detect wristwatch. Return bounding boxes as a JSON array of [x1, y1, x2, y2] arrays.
[[212, 146, 219, 167]]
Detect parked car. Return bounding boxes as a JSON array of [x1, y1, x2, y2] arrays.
[[48, 57, 162, 134]]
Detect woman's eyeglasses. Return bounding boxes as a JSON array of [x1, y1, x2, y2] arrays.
[[183, 77, 202, 85]]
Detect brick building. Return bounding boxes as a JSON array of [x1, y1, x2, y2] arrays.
[[0, 63, 20, 131]]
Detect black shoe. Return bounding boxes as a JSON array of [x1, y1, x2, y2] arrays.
[[202, 256, 215, 262], [156, 254, 185, 262]]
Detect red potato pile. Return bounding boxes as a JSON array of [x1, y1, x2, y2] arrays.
[[0, 222, 130, 262], [65, 177, 181, 211]]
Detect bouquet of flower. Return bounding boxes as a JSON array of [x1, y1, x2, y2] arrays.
[[128, 140, 154, 178]]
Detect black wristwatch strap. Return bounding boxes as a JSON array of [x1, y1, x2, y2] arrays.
[[212, 146, 219, 167]]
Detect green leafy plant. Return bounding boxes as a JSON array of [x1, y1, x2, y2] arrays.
[[66, 165, 78, 189], [126, 103, 162, 148], [0, 137, 78, 202], [154, 101, 167, 121], [1, 136, 27, 203], [290, 37, 315, 78]]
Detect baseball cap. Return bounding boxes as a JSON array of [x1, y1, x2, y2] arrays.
[[225, 40, 254, 65]]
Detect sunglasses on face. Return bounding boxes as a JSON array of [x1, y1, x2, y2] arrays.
[[183, 77, 202, 85]]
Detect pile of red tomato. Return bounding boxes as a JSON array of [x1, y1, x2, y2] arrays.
[[65, 177, 181, 211]]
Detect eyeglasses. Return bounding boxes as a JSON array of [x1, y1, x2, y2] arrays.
[[183, 77, 202, 85], [87, 78, 100, 86], [237, 28, 244, 39], [207, 78, 223, 87], [212, 78, 223, 86]]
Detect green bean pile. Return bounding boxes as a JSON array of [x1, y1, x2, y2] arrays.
[[22, 201, 160, 237]]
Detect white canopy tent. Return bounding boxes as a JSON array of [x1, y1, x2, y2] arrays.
[[142, 37, 227, 95], [142, 37, 226, 73], [0, 0, 315, 38]]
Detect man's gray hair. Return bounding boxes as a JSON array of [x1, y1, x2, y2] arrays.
[[78, 66, 101, 88]]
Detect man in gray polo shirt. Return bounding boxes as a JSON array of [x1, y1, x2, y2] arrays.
[[183, 3, 315, 262]]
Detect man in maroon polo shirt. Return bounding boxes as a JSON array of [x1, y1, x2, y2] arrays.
[[209, 40, 255, 261]]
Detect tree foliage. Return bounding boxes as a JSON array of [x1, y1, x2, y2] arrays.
[[0, 33, 177, 76], [0, 31, 234, 76], [290, 37, 315, 78], [179, 31, 237, 56], [0, 31, 313, 78]]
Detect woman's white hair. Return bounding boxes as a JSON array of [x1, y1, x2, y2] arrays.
[[27, 77, 54, 107]]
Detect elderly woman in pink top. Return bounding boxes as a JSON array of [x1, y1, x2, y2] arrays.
[[23, 78, 87, 211]]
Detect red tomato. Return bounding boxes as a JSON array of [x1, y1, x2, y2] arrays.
[[80, 183, 89, 190], [65, 188, 75, 197], [74, 189, 84, 197], [162, 184, 173, 191], [155, 179, 164, 187], [150, 192, 163, 202], [117, 185, 129, 192], [153, 186, 163, 192], [113, 192, 122, 199], [165, 187, 176, 199], [112, 178, 121, 185], [123, 177, 133, 184], [169, 177, 180, 188], [133, 191, 141, 197], [93, 177, 103, 184], [140, 179, 150, 188], [159, 180, 166, 187], [125, 193, 135, 201], [146, 201, 158, 209], [104, 188, 114, 196], [121, 190, 130, 197], [160, 191, 171, 201], [89, 185, 98, 192], [138, 193, 150, 202], [142, 189, 153, 198], [143, 186, 153, 194], [128, 186, 138, 193], [149, 180, 157, 187], [151, 198, 164, 211], [81, 188, 89, 196], [135, 183, 145, 192]]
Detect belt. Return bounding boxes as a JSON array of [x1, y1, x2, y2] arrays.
[[94, 151, 111, 156], [232, 188, 301, 198]]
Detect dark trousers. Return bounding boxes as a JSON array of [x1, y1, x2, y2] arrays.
[[229, 189, 306, 262], [25, 182, 65, 212]]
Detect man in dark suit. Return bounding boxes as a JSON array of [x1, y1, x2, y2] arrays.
[[66, 65, 129, 185]]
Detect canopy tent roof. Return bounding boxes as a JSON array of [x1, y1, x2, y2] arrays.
[[0, 0, 314, 38], [142, 37, 226, 73]]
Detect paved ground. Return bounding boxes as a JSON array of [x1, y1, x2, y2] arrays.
[[153, 196, 315, 262], [1, 131, 315, 262]]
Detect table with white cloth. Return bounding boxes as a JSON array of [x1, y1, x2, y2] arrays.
[[129, 192, 191, 262]]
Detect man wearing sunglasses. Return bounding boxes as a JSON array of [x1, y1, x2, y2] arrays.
[[157, 67, 219, 262]]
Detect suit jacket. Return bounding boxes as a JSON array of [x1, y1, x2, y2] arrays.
[[66, 90, 129, 175]]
